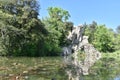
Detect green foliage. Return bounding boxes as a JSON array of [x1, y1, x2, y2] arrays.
[[1, 0, 119, 56], [92, 25, 115, 52], [0, 0, 47, 56], [42, 7, 72, 56], [0, 1, 73, 56], [84, 21, 97, 43], [47, 7, 70, 22], [85, 22, 115, 52], [114, 34, 120, 50]]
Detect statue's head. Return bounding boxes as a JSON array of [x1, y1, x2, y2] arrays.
[[82, 36, 89, 44], [83, 36, 88, 40]]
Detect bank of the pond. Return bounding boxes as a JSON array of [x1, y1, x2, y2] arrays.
[[0, 51, 120, 80], [0, 57, 67, 80]]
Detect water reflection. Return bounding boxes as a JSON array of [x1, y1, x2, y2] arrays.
[[80, 57, 120, 80], [114, 75, 120, 80], [0, 57, 120, 80]]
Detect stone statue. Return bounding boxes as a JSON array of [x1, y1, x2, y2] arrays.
[[62, 25, 101, 80]]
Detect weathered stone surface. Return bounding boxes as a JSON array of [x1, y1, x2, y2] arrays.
[[62, 25, 101, 79], [81, 36, 101, 75]]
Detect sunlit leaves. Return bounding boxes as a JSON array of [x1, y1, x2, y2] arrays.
[[93, 25, 115, 52], [0, 0, 47, 56]]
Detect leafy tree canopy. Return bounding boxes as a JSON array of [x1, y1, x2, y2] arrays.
[[0, 0, 47, 56]]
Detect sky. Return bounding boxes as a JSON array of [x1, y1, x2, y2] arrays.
[[39, 0, 120, 30]]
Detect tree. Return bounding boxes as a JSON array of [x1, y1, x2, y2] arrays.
[[85, 22, 115, 52], [84, 21, 97, 43], [93, 25, 115, 52], [42, 7, 72, 56], [116, 25, 120, 34], [0, 0, 47, 56]]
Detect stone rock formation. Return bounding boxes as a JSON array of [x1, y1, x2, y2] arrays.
[[80, 36, 101, 75], [62, 25, 101, 80]]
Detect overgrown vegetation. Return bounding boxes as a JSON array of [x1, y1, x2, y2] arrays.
[[0, 0, 48, 56], [84, 22, 117, 52], [0, 0, 120, 56]]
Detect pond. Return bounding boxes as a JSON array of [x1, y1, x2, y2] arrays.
[[0, 57, 120, 80]]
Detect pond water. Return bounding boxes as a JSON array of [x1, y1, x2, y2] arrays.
[[0, 57, 120, 80]]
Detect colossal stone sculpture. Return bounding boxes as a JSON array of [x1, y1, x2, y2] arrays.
[[62, 25, 101, 80]]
